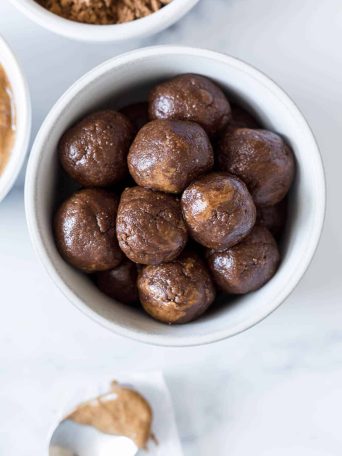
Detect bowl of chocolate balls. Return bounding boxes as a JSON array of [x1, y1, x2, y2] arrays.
[[25, 46, 325, 346]]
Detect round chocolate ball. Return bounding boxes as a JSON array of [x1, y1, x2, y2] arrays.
[[116, 186, 188, 265], [128, 119, 214, 194], [59, 110, 133, 187], [181, 172, 256, 250], [138, 252, 216, 324], [120, 102, 149, 134], [95, 258, 139, 305], [54, 188, 123, 272], [257, 200, 287, 238], [149, 74, 231, 136], [230, 103, 261, 129], [207, 225, 280, 294], [218, 128, 295, 206]]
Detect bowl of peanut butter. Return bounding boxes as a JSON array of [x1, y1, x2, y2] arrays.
[[0, 35, 31, 202]]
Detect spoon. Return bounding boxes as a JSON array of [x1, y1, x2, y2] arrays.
[[49, 419, 138, 456]]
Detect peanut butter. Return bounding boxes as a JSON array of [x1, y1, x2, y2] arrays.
[[0, 65, 15, 175], [66, 381, 153, 449]]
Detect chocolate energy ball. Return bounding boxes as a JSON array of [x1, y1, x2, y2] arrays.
[[59, 110, 133, 187], [230, 103, 261, 129], [138, 252, 216, 324], [257, 199, 287, 238], [207, 225, 280, 294], [181, 172, 256, 250], [128, 119, 214, 193], [95, 258, 139, 305], [54, 188, 123, 273], [218, 128, 295, 206], [119, 102, 149, 134], [116, 186, 188, 265], [149, 74, 231, 136]]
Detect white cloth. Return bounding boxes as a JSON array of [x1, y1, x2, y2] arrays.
[[46, 371, 183, 456]]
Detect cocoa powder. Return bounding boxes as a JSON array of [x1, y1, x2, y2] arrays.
[[37, 0, 172, 24]]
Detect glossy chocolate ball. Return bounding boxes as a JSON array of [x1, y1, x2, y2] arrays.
[[59, 110, 133, 187], [218, 128, 295, 206], [116, 186, 188, 265], [257, 200, 287, 238], [128, 119, 214, 193], [120, 102, 149, 134], [181, 172, 256, 250], [149, 74, 231, 136], [207, 225, 280, 294], [54, 188, 123, 272], [138, 252, 216, 324], [95, 258, 139, 305], [230, 103, 261, 129]]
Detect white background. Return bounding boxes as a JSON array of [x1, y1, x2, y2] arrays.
[[1, 0, 342, 455]]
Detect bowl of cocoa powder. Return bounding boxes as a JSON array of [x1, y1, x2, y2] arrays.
[[9, 0, 200, 42]]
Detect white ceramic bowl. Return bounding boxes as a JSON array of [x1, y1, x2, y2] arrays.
[[25, 46, 325, 347], [9, 0, 200, 43], [0, 35, 31, 202]]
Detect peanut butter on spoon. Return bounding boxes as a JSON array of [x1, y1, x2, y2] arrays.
[[66, 381, 153, 450], [0, 65, 15, 175]]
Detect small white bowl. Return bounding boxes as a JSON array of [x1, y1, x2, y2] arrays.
[[25, 46, 325, 347], [9, 0, 200, 43], [0, 35, 31, 202]]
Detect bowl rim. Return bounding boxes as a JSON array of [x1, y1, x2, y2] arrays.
[[25, 45, 326, 347], [0, 35, 31, 202], [9, 0, 200, 42]]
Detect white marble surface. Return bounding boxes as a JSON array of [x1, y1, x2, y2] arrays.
[[1, 0, 342, 454]]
